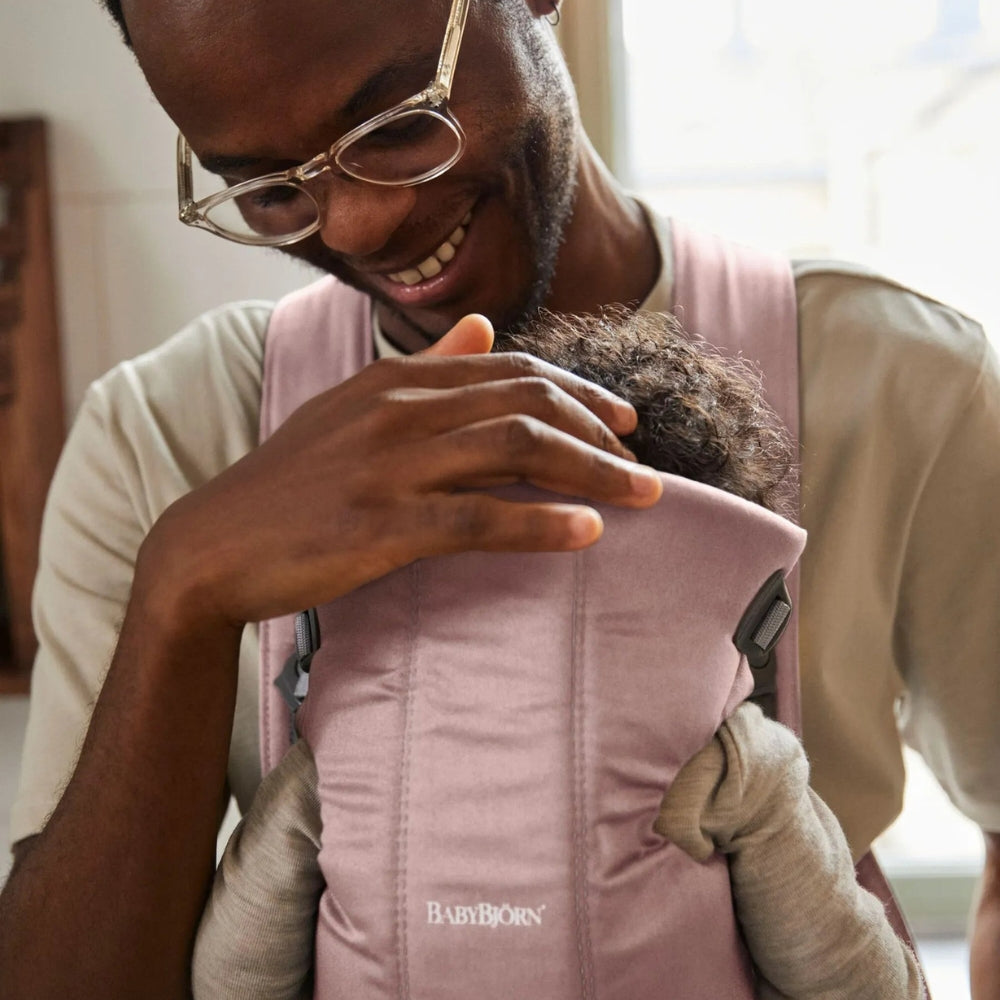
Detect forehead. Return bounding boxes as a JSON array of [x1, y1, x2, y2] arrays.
[[125, 0, 451, 153]]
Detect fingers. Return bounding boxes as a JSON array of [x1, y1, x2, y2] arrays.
[[369, 349, 638, 438], [416, 493, 606, 554], [421, 314, 495, 357], [415, 416, 664, 508], [374, 378, 637, 461]]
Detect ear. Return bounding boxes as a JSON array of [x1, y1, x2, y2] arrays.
[[524, 0, 561, 20]]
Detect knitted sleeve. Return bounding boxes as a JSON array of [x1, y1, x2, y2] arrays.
[[656, 702, 926, 1000], [192, 738, 323, 1000]]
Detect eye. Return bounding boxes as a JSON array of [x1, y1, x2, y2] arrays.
[[248, 186, 303, 209], [363, 113, 440, 147], [235, 184, 312, 214]]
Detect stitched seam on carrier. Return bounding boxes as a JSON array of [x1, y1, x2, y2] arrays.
[[260, 619, 273, 773], [570, 551, 597, 1000], [395, 562, 420, 1000], [258, 314, 278, 774]]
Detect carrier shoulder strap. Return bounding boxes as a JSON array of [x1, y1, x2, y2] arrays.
[[258, 275, 373, 775], [669, 218, 924, 964], [670, 219, 802, 734]]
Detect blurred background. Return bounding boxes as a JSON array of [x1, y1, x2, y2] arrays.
[[1, 2, 996, 995]]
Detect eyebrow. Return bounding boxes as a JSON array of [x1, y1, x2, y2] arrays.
[[197, 50, 439, 177]]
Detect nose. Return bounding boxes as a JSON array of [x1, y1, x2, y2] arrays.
[[314, 174, 418, 258]]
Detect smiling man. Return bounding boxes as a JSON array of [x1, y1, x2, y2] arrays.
[[155, 0, 657, 347], [1, 1, 999, 998]]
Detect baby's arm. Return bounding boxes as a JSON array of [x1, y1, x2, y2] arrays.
[[656, 702, 926, 1000], [192, 738, 323, 1000]]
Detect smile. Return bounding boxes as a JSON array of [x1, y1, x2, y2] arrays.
[[386, 211, 473, 286]]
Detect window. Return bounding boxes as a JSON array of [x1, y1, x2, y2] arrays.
[[615, 0, 1000, 346]]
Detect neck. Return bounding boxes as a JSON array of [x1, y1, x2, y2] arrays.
[[374, 312, 437, 355], [544, 133, 660, 315]]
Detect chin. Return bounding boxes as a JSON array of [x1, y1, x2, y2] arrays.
[[277, 231, 543, 342]]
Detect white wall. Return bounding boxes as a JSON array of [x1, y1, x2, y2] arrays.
[[0, 1, 313, 416]]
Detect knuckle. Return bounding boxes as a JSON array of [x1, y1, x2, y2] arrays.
[[505, 351, 542, 378], [448, 496, 493, 542], [592, 448, 630, 488], [576, 378, 609, 410], [364, 388, 411, 434], [367, 355, 409, 387], [593, 422, 622, 454], [500, 414, 544, 457], [521, 376, 562, 414], [376, 386, 413, 411]]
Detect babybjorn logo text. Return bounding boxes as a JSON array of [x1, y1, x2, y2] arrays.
[[426, 901, 547, 929]]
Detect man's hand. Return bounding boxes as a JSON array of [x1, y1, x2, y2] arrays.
[[971, 831, 1000, 999], [0, 313, 661, 1000], [142, 313, 661, 633]]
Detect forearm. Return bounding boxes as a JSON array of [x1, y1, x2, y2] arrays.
[[970, 831, 1000, 1000], [0, 548, 243, 1000]]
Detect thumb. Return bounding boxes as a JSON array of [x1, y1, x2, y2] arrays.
[[422, 313, 495, 357]]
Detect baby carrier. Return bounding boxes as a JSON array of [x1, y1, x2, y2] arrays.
[[257, 222, 911, 998]]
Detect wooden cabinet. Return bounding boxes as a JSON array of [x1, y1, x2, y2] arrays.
[[0, 119, 66, 692]]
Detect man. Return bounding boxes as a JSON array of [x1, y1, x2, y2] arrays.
[[0, 1, 997, 997]]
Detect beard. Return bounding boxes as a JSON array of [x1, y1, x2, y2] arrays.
[[495, 94, 578, 336]]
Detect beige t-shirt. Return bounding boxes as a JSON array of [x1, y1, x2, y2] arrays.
[[11, 216, 1000, 857]]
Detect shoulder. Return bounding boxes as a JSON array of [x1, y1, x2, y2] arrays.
[[93, 299, 273, 431], [65, 301, 274, 533], [793, 259, 990, 393], [792, 260, 996, 463], [90, 301, 273, 485]]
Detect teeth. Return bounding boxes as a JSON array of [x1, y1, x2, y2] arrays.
[[388, 213, 470, 285], [417, 256, 443, 279]]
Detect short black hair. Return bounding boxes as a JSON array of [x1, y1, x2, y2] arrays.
[[99, 0, 132, 47], [496, 308, 795, 515]]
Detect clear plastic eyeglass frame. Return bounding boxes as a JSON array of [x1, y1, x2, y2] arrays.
[[176, 0, 472, 247]]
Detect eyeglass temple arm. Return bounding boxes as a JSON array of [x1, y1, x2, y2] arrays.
[[434, 0, 472, 98], [176, 133, 197, 220]]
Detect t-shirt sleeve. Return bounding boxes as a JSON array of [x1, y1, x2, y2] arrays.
[[895, 338, 1000, 833], [10, 380, 145, 845], [9, 303, 270, 847]]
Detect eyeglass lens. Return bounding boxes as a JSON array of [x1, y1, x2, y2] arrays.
[[204, 184, 320, 242], [337, 110, 463, 184], [197, 110, 463, 241]]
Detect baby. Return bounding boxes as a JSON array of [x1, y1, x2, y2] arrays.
[[192, 309, 925, 1000]]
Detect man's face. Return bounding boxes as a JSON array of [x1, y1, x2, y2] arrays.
[[126, 0, 580, 338]]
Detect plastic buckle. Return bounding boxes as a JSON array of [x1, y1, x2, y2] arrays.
[[274, 608, 322, 740], [733, 571, 792, 716]]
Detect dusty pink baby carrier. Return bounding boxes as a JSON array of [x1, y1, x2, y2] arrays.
[[257, 222, 910, 998]]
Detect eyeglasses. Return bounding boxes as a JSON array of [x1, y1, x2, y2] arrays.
[[176, 0, 472, 247]]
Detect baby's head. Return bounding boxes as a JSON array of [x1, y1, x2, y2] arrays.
[[496, 308, 794, 515]]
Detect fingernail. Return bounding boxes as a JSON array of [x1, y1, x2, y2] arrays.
[[631, 468, 663, 498], [568, 508, 603, 545], [611, 400, 638, 430]]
